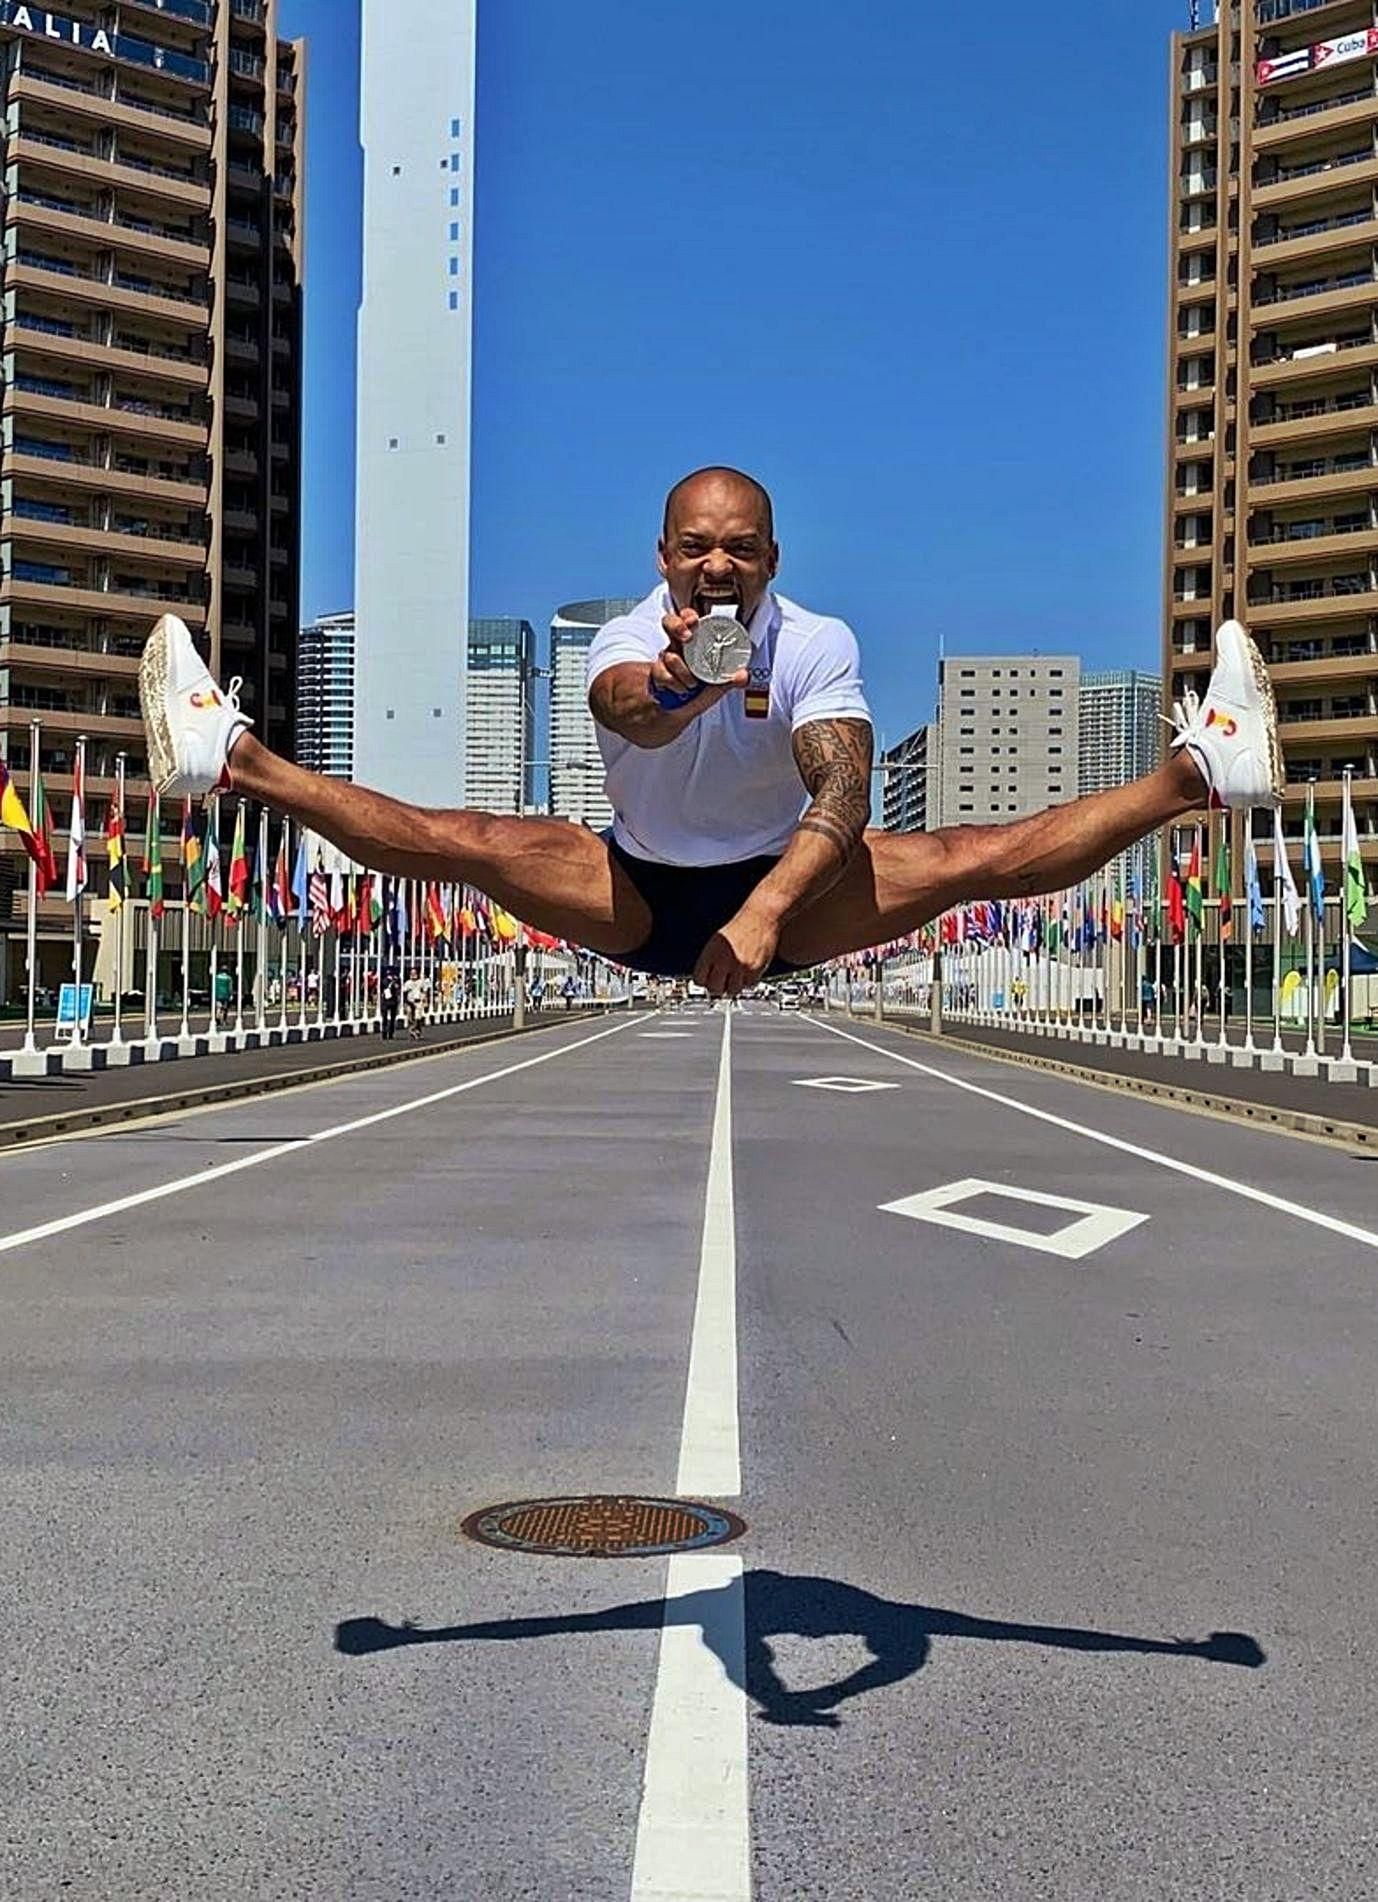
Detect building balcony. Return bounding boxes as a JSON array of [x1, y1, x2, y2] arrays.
[[0, 576, 206, 626], [223, 449, 259, 478], [9, 261, 208, 330], [1253, 151, 1378, 211], [223, 393, 259, 423], [226, 277, 262, 309], [0, 705, 145, 744], [1276, 710, 1378, 744], [1253, 581, 1378, 622], [10, 321, 209, 392], [1248, 458, 1378, 503], [3, 387, 208, 451], [2, 514, 207, 571], [1249, 395, 1378, 445], [7, 194, 209, 269], [1267, 649, 1378, 684], [1253, 211, 1378, 269], [7, 75, 212, 151], [6, 452, 206, 507], [1251, 335, 1378, 385], [122, 0, 212, 28], [0, 636, 141, 679], [1254, 85, 1377, 152], [224, 334, 261, 367], [1250, 269, 1378, 327], [9, 134, 210, 210], [1246, 522, 1378, 568]]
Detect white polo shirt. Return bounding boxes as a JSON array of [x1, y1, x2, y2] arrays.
[[586, 586, 872, 866]]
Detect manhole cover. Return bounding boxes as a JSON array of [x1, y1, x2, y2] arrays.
[[460, 1494, 746, 1558]]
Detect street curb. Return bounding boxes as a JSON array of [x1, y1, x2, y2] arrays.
[[877, 1019, 1378, 1153], [0, 1009, 619, 1153]]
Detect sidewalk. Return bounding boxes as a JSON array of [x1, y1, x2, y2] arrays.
[[0, 1005, 620, 1149], [876, 1009, 1378, 1145]]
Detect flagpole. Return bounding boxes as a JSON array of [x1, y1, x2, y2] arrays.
[[1217, 818, 1228, 1051], [1243, 823, 1255, 1055], [179, 811, 191, 1044], [233, 798, 246, 1034], [111, 751, 126, 1046], [256, 807, 268, 1033], [207, 792, 220, 1039], [1341, 767, 1355, 1066], [69, 733, 86, 1047], [145, 789, 160, 1048], [1271, 811, 1284, 1056], [23, 718, 41, 1056]]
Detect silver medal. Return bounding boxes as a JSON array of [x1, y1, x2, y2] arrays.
[[684, 602, 752, 685]]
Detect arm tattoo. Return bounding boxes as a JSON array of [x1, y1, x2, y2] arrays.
[[792, 718, 873, 862]]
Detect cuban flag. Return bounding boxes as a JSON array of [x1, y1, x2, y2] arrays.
[[1257, 47, 1311, 87]]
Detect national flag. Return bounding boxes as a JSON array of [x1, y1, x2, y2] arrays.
[[1110, 889, 1124, 943], [1302, 784, 1325, 925], [1343, 780, 1371, 931], [356, 872, 373, 935], [226, 805, 250, 919], [1127, 866, 1142, 948], [26, 754, 59, 894], [182, 798, 205, 914], [203, 809, 223, 920], [105, 798, 127, 909], [1273, 805, 1301, 937], [1167, 859, 1186, 944], [1047, 897, 1062, 957], [1256, 46, 1311, 86], [0, 757, 52, 883], [266, 827, 286, 925], [290, 830, 308, 921], [490, 902, 520, 945], [1185, 833, 1204, 935], [65, 748, 87, 901], [424, 882, 446, 942], [143, 792, 165, 920], [1214, 831, 1232, 944], [1245, 831, 1266, 935], [309, 852, 331, 934], [392, 878, 408, 947]]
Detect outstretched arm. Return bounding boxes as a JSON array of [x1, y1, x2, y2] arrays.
[[695, 717, 873, 995]]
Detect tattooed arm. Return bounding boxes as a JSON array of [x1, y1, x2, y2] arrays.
[[693, 717, 873, 995]]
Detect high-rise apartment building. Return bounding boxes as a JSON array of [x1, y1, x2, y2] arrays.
[[464, 616, 535, 814], [931, 655, 1079, 828], [548, 596, 638, 832], [1165, 1, 1377, 871], [353, 0, 475, 806], [296, 611, 355, 779], [1079, 669, 1162, 796], [880, 723, 931, 832], [0, 0, 304, 985]]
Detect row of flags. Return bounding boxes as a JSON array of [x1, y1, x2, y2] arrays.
[[0, 759, 574, 955]]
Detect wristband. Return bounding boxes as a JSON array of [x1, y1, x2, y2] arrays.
[[650, 676, 705, 710]]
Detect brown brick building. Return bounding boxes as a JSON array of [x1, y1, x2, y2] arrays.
[[0, 0, 304, 987], [1165, 0, 1378, 878]]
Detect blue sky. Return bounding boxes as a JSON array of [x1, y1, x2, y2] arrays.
[[281, 0, 1194, 744]]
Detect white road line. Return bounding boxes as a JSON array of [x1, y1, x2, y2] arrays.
[[676, 1005, 741, 1496], [0, 1017, 635, 1258], [809, 1017, 1378, 1251], [631, 1006, 749, 1902], [629, 1552, 749, 1902]]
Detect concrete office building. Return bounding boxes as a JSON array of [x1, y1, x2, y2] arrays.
[[353, 0, 475, 804], [1079, 669, 1162, 796], [296, 610, 355, 779], [548, 596, 638, 832], [464, 615, 535, 814], [0, 0, 304, 991], [880, 723, 932, 832], [1165, 1, 1378, 873], [931, 655, 1080, 828]]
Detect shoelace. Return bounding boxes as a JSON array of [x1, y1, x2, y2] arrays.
[[225, 675, 244, 713], [1165, 687, 1200, 746]]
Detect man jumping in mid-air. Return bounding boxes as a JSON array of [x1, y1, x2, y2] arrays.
[[138, 465, 1281, 997]]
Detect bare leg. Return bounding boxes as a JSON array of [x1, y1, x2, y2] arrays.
[[779, 752, 1205, 966], [227, 734, 651, 958]]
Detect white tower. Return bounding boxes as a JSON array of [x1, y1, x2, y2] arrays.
[[354, 0, 476, 802]]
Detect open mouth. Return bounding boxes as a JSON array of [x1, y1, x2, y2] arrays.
[[693, 590, 739, 617]]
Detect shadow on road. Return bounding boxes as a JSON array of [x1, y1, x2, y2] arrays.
[[334, 1569, 1264, 1727]]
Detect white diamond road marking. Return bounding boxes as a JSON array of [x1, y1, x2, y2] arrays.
[[880, 1177, 1148, 1260], [793, 1075, 901, 1094]]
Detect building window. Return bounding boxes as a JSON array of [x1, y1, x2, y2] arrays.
[[436, 433, 446, 444], [449, 257, 459, 276], [450, 188, 460, 207], [959, 746, 974, 755], [448, 292, 458, 310], [388, 437, 398, 449], [450, 221, 460, 241], [450, 117, 461, 137], [392, 164, 401, 176], [450, 154, 460, 171], [386, 709, 395, 720]]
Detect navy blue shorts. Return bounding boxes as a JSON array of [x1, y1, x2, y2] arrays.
[[607, 837, 804, 980]]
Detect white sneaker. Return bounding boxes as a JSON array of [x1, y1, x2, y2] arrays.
[[139, 613, 251, 798], [1170, 619, 1283, 810]]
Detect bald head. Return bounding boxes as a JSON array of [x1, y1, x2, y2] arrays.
[[662, 466, 774, 542], [657, 465, 779, 623]]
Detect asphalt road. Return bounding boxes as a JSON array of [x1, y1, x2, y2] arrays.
[[2, 1003, 1375, 1899]]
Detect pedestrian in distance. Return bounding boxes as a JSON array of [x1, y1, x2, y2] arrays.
[[379, 967, 400, 1041], [138, 466, 1284, 996]]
